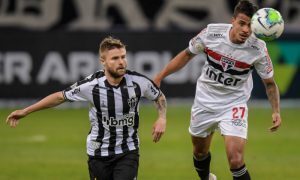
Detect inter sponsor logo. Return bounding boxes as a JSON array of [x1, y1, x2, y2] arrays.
[[205, 67, 241, 86]]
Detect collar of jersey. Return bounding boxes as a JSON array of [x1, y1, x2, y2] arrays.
[[104, 77, 126, 89]]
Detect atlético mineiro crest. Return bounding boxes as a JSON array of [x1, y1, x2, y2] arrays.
[[128, 97, 138, 111], [220, 56, 235, 71]]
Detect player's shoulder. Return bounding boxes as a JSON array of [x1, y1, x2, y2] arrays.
[[126, 70, 147, 78], [205, 23, 231, 39], [90, 70, 105, 80], [65, 70, 104, 91], [126, 70, 157, 85], [77, 70, 105, 86], [246, 34, 267, 53], [126, 70, 152, 80], [86, 70, 105, 82]]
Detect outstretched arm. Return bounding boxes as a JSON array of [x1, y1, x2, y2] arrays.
[[153, 48, 195, 87], [152, 92, 167, 143], [262, 77, 281, 132], [6, 91, 66, 128]]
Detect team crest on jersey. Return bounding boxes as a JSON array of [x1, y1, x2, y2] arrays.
[[220, 56, 235, 71], [128, 97, 138, 111]]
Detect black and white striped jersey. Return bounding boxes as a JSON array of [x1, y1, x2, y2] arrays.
[[63, 70, 161, 157]]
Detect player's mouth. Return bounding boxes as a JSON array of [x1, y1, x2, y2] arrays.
[[239, 33, 249, 41], [117, 67, 126, 72]]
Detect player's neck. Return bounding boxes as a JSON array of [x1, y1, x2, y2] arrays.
[[105, 72, 123, 86]]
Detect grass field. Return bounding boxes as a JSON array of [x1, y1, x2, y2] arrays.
[[0, 105, 299, 180]]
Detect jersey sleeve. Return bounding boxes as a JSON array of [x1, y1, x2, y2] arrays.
[[63, 78, 92, 102], [140, 78, 161, 101], [188, 28, 207, 54], [254, 48, 274, 79]]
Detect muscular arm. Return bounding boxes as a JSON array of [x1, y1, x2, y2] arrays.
[[6, 92, 66, 127], [152, 92, 167, 142], [154, 48, 195, 87], [154, 93, 167, 120], [262, 77, 281, 132]]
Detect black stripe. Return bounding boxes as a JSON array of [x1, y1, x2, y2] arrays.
[[78, 71, 105, 86], [92, 84, 104, 156], [105, 80, 117, 156], [132, 82, 141, 149], [65, 71, 105, 91], [120, 81, 130, 153], [207, 55, 253, 75]]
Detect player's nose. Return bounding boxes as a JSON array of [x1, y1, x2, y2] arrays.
[[243, 25, 251, 34]]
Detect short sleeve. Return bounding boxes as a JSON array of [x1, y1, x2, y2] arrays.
[[188, 28, 207, 54], [141, 78, 161, 101], [63, 79, 91, 102], [254, 48, 274, 79]]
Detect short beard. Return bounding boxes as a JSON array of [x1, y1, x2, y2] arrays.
[[107, 68, 125, 78]]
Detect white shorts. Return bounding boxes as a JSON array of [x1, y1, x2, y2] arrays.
[[189, 104, 248, 139]]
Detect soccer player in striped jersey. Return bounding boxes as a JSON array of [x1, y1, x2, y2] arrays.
[[154, 1, 281, 180], [6, 36, 167, 180]]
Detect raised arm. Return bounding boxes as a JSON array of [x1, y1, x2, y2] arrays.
[[154, 48, 195, 87], [262, 77, 281, 132], [6, 91, 66, 128], [152, 92, 167, 143]]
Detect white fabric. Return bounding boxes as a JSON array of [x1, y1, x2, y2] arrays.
[[188, 23, 273, 111], [188, 23, 273, 138], [189, 103, 248, 139]]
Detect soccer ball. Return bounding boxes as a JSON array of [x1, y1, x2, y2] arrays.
[[251, 8, 284, 41]]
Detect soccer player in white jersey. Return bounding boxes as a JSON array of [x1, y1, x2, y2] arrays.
[[154, 1, 281, 180], [6, 36, 167, 180]]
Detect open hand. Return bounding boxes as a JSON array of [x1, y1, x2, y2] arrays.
[[6, 110, 27, 128], [152, 118, 166, 143]]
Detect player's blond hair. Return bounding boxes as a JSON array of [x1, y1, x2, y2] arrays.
[[99, 36, 126, 58]]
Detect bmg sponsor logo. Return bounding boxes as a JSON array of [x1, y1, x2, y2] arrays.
[[102, 113, 135, 127]]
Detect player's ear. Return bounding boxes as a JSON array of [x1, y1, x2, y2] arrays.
[[100, 58, 105, 66], [231, 17, 235, 24]]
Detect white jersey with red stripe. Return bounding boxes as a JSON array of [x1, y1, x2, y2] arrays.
[[188, 23, 273, 111]]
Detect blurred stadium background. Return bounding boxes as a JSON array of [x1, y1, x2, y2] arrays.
[[0, 0, 299, 179]]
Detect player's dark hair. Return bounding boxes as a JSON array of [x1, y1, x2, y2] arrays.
[[233, 0, 258, 18], [99, 36, 126, 56]]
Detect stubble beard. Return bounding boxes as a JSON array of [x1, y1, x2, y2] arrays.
[[107, 68, 126, 79]]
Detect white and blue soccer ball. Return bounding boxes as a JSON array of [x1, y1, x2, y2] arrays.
[[251, 8, 284, 41]]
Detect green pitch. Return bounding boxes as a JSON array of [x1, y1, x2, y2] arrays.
[[0, 105, 299, 179]]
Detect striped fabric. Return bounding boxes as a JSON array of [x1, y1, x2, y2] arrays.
[[63, 70, 160, 157]]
